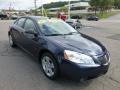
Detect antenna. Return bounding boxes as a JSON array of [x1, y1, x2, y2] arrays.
[[9, 2, 12, 11], [41, 0, 44, 16]]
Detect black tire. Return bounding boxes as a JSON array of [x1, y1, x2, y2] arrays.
[[96, 19, 98, 21], [9, 34, 17, 47], [41, 52, 59, 80], [1, 17, 4, 20]]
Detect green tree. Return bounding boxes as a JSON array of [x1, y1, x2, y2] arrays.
[[89, 0, 100, 15], [89, 0, 114, 15], [100, 0, 114, 13], [38, 1, 79, 9], [114, 0, 120, 9], [60, 6, 68, 14]]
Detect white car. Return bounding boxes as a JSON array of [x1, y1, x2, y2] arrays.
[[66, 19, 82, 29]]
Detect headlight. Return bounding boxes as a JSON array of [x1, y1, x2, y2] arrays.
[[64, 50, 95, 65]]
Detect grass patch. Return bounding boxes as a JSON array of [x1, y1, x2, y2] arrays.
[[96, 11, 119, 19]]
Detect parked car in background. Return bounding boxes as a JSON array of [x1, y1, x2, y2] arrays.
[[66, 19, 82, 29], [0, 14, 8, 20], [71, 15, 82, 19], [87, 16, 99, 21], [11, 14, 18, 20], [8, 16, 110, 81]]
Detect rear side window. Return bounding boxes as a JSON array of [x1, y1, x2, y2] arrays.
[[17, 18, 26, 28]]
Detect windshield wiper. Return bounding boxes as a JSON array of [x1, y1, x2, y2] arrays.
[[45, 32, 79, 36], [65, 32, 78, 35], [45, 34, 64, 36]]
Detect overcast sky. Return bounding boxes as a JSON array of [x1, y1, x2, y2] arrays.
[[0, 0, 72, 10]]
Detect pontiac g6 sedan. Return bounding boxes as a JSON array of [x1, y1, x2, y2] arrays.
[[8, 16, 110, 81]]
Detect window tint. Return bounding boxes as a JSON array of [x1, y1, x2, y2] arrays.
[[17, 18, 26, 27], [24, 19, 36, 31]]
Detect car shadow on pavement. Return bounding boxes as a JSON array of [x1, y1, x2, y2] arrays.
[[54, 77, 93, 87]]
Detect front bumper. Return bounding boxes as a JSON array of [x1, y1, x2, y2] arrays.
[[60, 60, 110, 80]]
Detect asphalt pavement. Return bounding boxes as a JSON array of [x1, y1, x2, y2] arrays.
[[0, 14, 120, 90]]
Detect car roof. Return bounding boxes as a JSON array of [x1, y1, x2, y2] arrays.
[[89, 15, 97, 17], [20, 16, 49, 20], [18, 16, 64, 24]]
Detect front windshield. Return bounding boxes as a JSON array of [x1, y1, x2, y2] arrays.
[[38, 19, 79, 36]]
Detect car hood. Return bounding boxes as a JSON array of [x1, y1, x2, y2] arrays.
[[46, 34, 105, 56]]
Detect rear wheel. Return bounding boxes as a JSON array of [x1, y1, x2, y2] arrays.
[[1, 17, 4, 20], [9, 34, 17, 47], [41, 53, 59, 80]]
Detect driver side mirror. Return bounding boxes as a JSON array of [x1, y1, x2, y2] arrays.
[[25, 30, 38, 36]]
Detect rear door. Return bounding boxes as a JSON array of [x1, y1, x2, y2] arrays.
[[12, 18, 26, 46]]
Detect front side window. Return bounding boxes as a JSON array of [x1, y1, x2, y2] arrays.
[[17, 18, 26, 28], [38, 19, 78, 36], [24, 19, 36, 31]]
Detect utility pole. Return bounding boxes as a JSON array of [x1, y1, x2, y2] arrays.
[[34, 0, 37, 15], [41, 0, 44, 16], [68, 0, 71, 19], [9, 2, 12, 11], [42, 4, 44, 16]]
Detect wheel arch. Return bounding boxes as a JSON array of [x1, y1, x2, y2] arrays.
[[38, 49, 57, 63], [38, 49, 60, 70]]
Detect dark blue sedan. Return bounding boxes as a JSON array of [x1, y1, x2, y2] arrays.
[[8, 16, 110, 81]]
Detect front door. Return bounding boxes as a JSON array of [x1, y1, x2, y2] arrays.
[[22, 19, 40, 56]]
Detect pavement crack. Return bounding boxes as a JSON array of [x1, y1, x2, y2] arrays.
[[108, 76, 120, 84]]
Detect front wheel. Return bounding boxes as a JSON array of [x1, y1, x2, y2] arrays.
[[41, 53, 59, 80]]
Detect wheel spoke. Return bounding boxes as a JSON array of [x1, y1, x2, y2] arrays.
[[48, 69, 54, 76], [50, 63, 54, 68]]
